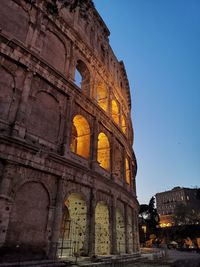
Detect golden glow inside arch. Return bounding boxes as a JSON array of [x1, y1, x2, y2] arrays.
[[125, 158, 131, 185], [70, 115, 90, 159], [116, 208, 125, 253], [96, 83, 108, 112], [111, 100, 120, 125], [58, 193, 87, 257], [121, 115, 127, 134], [95, 201, 110, 255], [97, 132, 110, 171]]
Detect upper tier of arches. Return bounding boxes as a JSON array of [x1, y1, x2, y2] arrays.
[[0, 0, 133, 141]]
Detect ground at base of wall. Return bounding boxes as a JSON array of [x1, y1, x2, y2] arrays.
[[0, 245, 47, 263]]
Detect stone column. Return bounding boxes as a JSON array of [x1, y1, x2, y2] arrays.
[[135, 210, 140, 252], [110, 134, 115, 180], [88, 188, 96, 256], [0, 163, 14, 247], [57, 96, 69, 153], [124, 203, 130, 254], [67, 42, 76, 82], [107, 88, 112, 117], [132, 209, 140, 253], [90, 118, 99, 169], [12, 71, 33, 139], [62, 96, 74, 157], [122, 148, 126, 186], [48, 177, 64, 259], [110, 195, 117, 254]]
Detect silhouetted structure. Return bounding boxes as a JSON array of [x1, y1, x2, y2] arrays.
[[156, 187, 200, 227]]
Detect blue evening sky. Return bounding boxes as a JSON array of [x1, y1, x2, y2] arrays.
[[93, 0, 200, 204]]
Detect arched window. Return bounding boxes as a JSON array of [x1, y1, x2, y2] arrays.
[[96, 83, 108, 112], [95, 202, 110, 255], [116, 208, 125, 253], [70, 115, 90, 159], [58, 193, 87, 257], [121, 115, 127, 135], [74, 60, 90, 94], [125, 158, 131, 185], [111, 99, 120, 125], [97, 133, 110, 171]]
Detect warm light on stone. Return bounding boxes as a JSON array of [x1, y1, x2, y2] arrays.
[[70, 115, 90, 159], [112, 99, 120, 125], [97, 132, 110, 171], [96, 83, 108, 112], [95, 202, 110, 255], [0, 0, 139, 260]]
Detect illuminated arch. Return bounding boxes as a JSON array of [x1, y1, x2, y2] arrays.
[[116, 208, 125, 253], [58, 193, 87, 257], [121, 115, 127, 134], [97, 133, 110, 171], [95, 201, 110, 255], [111, 99, 120, 125], [96, 83, 108, 112], [70, 115, 90, 159], [125, 158, 131, 185]]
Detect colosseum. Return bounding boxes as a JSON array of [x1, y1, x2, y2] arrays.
[[0, 0, 140, 262]]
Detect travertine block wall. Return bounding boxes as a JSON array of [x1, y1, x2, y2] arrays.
[[0, 0, 139, 260]]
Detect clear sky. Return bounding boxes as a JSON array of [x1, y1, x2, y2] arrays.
[[93, 0, 200, 204]]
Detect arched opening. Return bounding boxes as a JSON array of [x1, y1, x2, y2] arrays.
[[97, 133, 110, 171], [7, 182, 49, 248], [96, 83, 108, 112], [74, 60, 90, 94], [95, 202, 110, 255], [121, 115, 127, 135], [127, 211, 133, 253], [111, 100, 120, 125], [58, 193, 87, 258], [116, 208, 125, 254], [70, 115, 90, 159], [125, 158, 131, 185]]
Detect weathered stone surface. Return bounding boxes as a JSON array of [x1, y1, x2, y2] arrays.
[[0, 0, 139, 261]]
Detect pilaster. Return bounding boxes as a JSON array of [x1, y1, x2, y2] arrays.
[[62, 95, 74, 156], [124, 203, 130, 254], [90, 118, 99, 169], [48, 176, 64, 259], [12, 71, 33, 139], [88, 188, 96, 256], [0, 163, 14, 247], [110, 195, 117, 254]]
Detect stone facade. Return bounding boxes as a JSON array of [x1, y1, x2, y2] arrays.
[[0, 0, 139, 260], [156, 187, 200, 227]]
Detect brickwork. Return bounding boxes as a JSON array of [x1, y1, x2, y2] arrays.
[[0, 0, 139, 260]]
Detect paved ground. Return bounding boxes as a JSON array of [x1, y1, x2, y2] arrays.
[[126, 249, 200, 267], [166, 249, 200, 262]]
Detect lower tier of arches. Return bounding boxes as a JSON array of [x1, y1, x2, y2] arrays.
[[0, 158, 140, 260]]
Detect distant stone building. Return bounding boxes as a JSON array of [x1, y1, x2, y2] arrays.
[[156, 187, 200, 227], [0, 0, 139, 260]]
